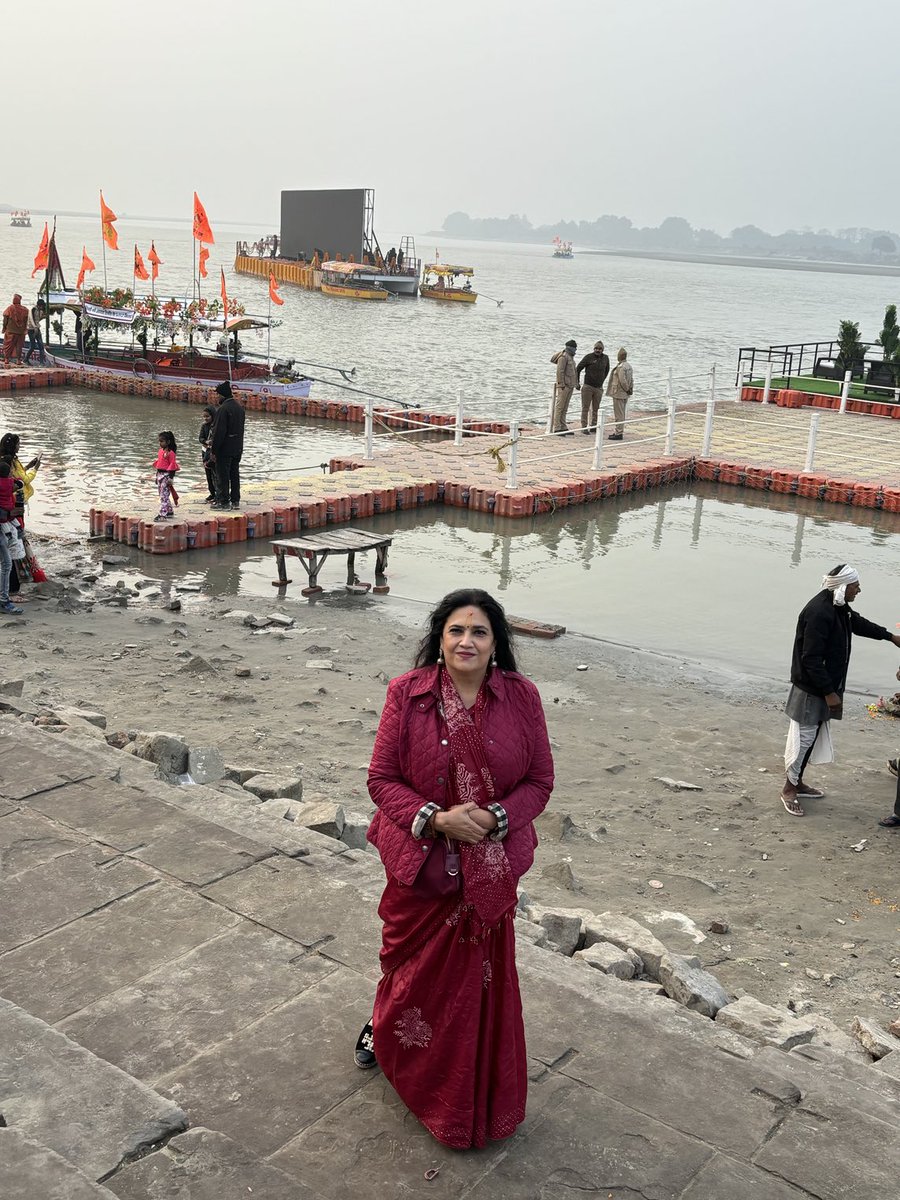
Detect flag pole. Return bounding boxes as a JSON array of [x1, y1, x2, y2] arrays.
[[43, 217, 55, 346], [100, 199, 108, 292], [267, 287, 272, 375]]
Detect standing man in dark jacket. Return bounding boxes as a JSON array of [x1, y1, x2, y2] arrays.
[[211, 381, 246, 510], [576, 340, 610, 434], [782, 563, 900, 816]]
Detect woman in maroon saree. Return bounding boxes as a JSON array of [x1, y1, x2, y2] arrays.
[[363, 589, 554, 1149]]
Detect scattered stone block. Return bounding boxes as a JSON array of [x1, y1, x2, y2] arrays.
[[535, 909, 583, 956], [306, 659, 334, 670], [131, 731, 189, 779], [188, 745, 226, 786], [176, 654, 216, 676], [266, 613, 295, 628], [574, 942, 636, 979], [716, 996, 815, 1049], [852, 1015, 895, 1060], [53, 706, 107, 731], [105, 731, 132, 750], [534, 811, 576, 840], [0, 678, 25, 696], [803, 1013, 871, 1059], [708, 919, 729, 934], [243, 773, 304, 802], [631, 980, 667, 996], [514, 919, 549, 948], [257, 799, 301, 821], [542, 860, 578, 890], [658, 953, 730, 1017], [340, 811, 371, 851], [290, 800, 345, 840], [626, 947, 644, 974], [655, 776, 703, 791], [582, 912, 668, 979], [234, 667, 251, 678], [889, 1018, 900, 1038], [102, 555, 130, 566]]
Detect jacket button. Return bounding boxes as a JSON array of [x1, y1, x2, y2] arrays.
[[418, 702, 426, 709], [437, 776, 444, 784], [422, 845, 428, 853], [441, 738, 448, 746]]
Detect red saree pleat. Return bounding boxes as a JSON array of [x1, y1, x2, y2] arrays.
[[373, 877, 527, 1149]]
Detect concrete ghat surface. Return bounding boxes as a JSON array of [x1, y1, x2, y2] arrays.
[[0, 722, 898, 1198]]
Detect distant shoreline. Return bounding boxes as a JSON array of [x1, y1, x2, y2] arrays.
[[575, 247, 900, 278]]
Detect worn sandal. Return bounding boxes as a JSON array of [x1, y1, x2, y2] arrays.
[[781, 792, 805, 816], [796, 783, 825, 798], [877, 814, 900, 828]]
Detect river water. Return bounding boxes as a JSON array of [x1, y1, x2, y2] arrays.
[[2, 215, 899, 693]]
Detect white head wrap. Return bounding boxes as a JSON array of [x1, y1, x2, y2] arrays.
[[822, 564, 859, 606]]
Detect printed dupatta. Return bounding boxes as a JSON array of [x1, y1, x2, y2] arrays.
[[440, 668, 518, 925]]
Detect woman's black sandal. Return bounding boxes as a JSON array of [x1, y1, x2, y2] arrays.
[[354, 1022, 377, 1069]]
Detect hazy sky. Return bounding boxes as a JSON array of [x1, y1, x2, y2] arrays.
[[8, 0, 897, 235]]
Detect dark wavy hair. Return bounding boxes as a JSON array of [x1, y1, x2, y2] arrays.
[[0, 433, 20, 459], [414, 588, 517, 671], [158, 430, 177, 452]]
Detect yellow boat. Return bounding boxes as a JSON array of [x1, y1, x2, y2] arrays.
[[420, 263, 477, 303], [320, 260, 388, 301]]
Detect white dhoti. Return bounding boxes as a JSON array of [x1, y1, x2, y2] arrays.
[[784, 720, 834, 784]]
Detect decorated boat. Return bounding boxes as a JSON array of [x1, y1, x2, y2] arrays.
[[320, 261, 388, 300], [420, 263, 477, 303], [552, 237, 574, 258], [44, 290, 313, 399], [9, 210, 31, 228]]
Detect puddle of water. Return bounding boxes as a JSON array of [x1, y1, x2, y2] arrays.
[[93, 481, 900, 698]]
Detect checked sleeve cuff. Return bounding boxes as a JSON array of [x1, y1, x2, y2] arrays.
[[487, 802, 508, 840], [412, 802, 440, 839]]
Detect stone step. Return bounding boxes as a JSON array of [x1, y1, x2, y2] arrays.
[[0, 998, 187, 1182], [0, 1129, 120, 1199]]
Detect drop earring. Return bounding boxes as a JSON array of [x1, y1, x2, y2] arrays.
[[437, 647, 444, 664], [491, 650, 497, 666]]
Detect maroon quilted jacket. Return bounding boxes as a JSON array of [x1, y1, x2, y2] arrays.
[[367, 665, 554, 886]]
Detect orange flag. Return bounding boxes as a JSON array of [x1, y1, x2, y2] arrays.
[[147, 242, 162, 281], [100, 191, 118, 250], [268, 272, 284, 306], [31, 223, 50, 277], [76, 246, 96, 290], [220, 267, 228, 318], [198, 245, 210, 279], [133, 245, 149, 281], [193, 192, 215, 244]]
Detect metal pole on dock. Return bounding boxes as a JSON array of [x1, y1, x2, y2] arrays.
[[734, 367, 746, 404], [804, 412, 820, 473], [665, 369, 676, 455], [839, 370, 851, 414], [762, 361, 773, 405], [591, 408, 606, 470], [506, 420, 519, 489], [546, 385, 555, 435], [364, 393, 374, 460], [702, 367, 716, 457], [454, 389, 464, 446]]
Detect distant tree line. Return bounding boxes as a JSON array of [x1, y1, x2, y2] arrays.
[[441, 211, 900, 263]]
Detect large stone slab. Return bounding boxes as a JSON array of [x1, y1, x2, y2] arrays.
[[0, 882, 239, 1023], [464, 1082, 713, 1200], [61, 923, 337, 1082], [0, 807, 85, 878], [0, 999, 187, 1182], [754, 1084, 900, 1199], [717, 995, 815, 1050], [202, 855, 383, 974], [582, 911, 669, 978], [680, 1152, 814, 1199], [0, 1129, 119, 1199], [658, 952, 730, 1017], [270, 1066, 577, 1198], [106, 1128, 318, 1200], [26, 781, 271, 886], [155, 967, 373, 1156], [0, 843, 155, 953]]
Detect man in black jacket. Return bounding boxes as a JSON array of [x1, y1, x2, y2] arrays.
[[576, 341, 610, 434], [782, 563, 900, 816], [211, 381, 246, 510]]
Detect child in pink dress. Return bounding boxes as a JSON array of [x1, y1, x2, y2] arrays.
[[152, 431, 180, 521]]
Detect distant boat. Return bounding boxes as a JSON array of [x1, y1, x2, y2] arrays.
[[10, 210, 31, 228], [320, 261, 389, 301], [552, 237, 574, 258]]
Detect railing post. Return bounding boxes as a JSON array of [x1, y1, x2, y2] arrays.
[[804, 412, 820, 473], [546, 385, 555, 435], [762, 360, 774, 405], [702, 367, 716, 456], [734, 367, 746, 404], [506, 420, 519, 489], [839, 369, 851, 414], [591, 408, 606, 470], [364, 393, 374, 460], [665, 369, 676, 455], [454, 389, 464, 446]]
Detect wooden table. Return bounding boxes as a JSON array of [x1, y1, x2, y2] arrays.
[[271, 529, 392, 594]]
